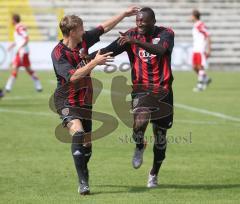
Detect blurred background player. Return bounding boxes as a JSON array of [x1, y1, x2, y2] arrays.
[[5, 14, 42, 92], [191, 9, 212, 92]]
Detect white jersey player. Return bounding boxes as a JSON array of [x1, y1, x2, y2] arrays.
[[5, 14, 42, 92], [191, 10, 212, 92]]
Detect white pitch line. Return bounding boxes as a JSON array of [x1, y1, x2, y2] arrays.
[[2, 90, 240, 123], [175, 119, 218, 125], [0, 107, 238, 127], [175, 103, 240, 123], [0, 108, 54, 117], [2, 95, 51, 100]]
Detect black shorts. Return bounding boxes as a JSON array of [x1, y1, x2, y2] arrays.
[[54, 92, 92, 132], [131, 88, 174, 129], [58, 107, 92, 132]]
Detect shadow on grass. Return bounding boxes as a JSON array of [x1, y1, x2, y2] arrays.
[[92, 183, 240, 194]]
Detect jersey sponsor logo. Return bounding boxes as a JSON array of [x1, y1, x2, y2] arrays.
[[138, 49, 156, 62]]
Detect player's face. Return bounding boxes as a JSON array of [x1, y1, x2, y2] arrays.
[[136, 12, 155, 35], [71, 25, 85, 42], [12, 18, 16, 25], [191, 15, 196, 22]]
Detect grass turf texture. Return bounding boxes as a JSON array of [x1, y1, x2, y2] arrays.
[[0, 70, 239, 204]]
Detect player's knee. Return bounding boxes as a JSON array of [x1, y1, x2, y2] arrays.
[[67, 120, 83, 134], [153, 124, 167, 136]]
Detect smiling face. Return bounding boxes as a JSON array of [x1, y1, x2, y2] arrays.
[[136, 11, 156, 35]]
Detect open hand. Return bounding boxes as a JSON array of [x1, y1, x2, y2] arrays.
[[94, 50, 114, 65], [118, 32, 136, 46], [123, 6, 140, 17]]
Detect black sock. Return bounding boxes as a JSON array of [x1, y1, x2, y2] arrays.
[[150, 143, 166, 175], [151, 125, 167, 175], [83, 145, 92, 164], [150, 161, 162, 176], [71, 143, 86, 182]]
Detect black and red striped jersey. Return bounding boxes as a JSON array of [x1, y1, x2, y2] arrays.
[[51, 26, 104, 107], [100, 26, 174, 92]]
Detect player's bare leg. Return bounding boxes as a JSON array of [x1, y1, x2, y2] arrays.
[[67, 119, 91, 195], [5, 65, 18, 92], [25, 66, 43, 92], [132, 108, 149, 169]]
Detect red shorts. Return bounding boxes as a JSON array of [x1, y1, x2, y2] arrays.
[[192, 52, 206, 67], [12, 53, 31, 68]]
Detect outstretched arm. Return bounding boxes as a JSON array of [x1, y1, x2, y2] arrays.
[[100, 6, 139, 33], [88, 38, 127, 60], [70, 51, 113, 82], [118, 30, 174, 56]]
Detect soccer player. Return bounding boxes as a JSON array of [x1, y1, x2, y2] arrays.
[[5, 14, 42, 92], [90, 7, 174, 188], [191, 9, 212, 92], [51, 7, 139, 195]]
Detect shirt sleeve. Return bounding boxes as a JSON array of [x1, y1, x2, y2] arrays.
[[83, 26, 104, 48], [102, 38, 128, 56], [17, 26, 28, 38], [197, 23, 209, 38], [51, 51, 76, 82], [87, 38, 128, 61], [158, 28, 175, 52]]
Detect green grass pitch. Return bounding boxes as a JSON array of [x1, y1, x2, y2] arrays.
[[0, 70, 239, 204]]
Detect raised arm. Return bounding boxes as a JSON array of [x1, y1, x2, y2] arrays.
[[100, 6, 139, 33]]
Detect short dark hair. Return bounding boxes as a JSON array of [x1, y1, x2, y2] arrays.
[[140, 7, 156, 21], [12, 14, 21, 23], [192, 9, 201, 20], [59, 15, 83, 37]]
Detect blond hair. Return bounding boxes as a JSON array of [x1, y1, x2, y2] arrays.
[[59, 15, 83, 37]]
